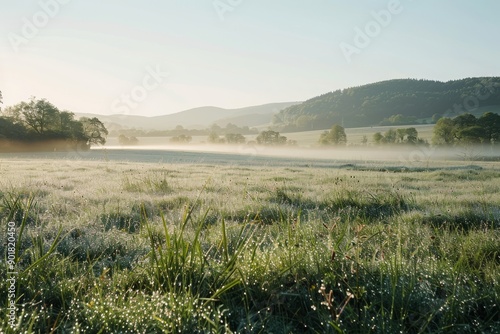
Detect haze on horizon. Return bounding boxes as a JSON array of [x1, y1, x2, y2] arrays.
[[1, 0, 499, 117]]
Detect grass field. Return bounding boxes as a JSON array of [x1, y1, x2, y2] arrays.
[[1, 151, 499, 333]]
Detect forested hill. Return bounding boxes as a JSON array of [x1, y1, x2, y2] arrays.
[[272, 77, 500, 131]]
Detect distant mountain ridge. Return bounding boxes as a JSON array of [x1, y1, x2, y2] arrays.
[[76, 102, 299, 131], [272, 77, 500, 131], [77, 78, 500, 133]]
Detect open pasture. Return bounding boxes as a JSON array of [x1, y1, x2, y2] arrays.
[[0, 151, 499, 333]]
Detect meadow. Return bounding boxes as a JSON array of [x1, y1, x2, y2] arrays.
[[0, 150, 499, 333]]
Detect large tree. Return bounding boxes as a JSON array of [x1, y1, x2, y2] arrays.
[[18, 97, 60, 135], [80, 117, 108, 145], [319, 124, 347, 145], [432, 118, 456, 145]]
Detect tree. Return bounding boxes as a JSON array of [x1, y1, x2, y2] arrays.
[[170, 134, 192, 143], [396, 128, 407, 143], [256, 130, 287, 145], [56, 111, 87, 141], [0, 117, 27, 141], [477, 112, 500, 144], [374, 127, 425, 145], [456, 126, 484, 144], [383, 129, 397, 144], [118, 134, 139, 145], [59, 111, 76, 133], [319, 124, 347, 145], [2, 105, 23, 124], [393, 127, 420, 144], [208, 131, 223, 144], [225, 133, 245, 144], [432, 118, 455, 145], [118, 134, 128, 145], [373, 132, 383, 144], [405, 127, 419, 144], [80, 117, 108, 145], [453, 113, 477, 128], [224, 123, 239, 134], [18, 97, 60, 135]]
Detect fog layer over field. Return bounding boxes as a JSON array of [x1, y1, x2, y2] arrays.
[[2, 143, 499, 169], [96, 143, 500, 164]]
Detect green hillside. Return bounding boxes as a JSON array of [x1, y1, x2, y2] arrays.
[[273, 77, 500, 131]]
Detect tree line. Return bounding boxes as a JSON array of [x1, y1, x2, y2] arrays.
[[204, 130, 296, 146], [432, 112, 500, 145], [373, 127, 427, 145], [111, 123, 258, 138], [0, 96, 108, 151], [319, 113, 500, 147], [318, 124, 427, 146], [116, 130, 298, 146]]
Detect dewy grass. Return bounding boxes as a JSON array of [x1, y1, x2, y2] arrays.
[[122, 171, 172, 194], [0, 159, 499, 333]]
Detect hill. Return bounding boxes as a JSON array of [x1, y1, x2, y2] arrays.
[[272, 77, 500, 131], [77, 102, 299, 131]]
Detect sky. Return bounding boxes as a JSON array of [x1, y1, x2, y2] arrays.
[[1, 0, 499, 117]]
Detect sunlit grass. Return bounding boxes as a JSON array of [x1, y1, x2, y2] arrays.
[[0, 158, 499, 333]]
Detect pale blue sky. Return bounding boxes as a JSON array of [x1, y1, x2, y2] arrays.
[[1, 0, 499, 116]]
